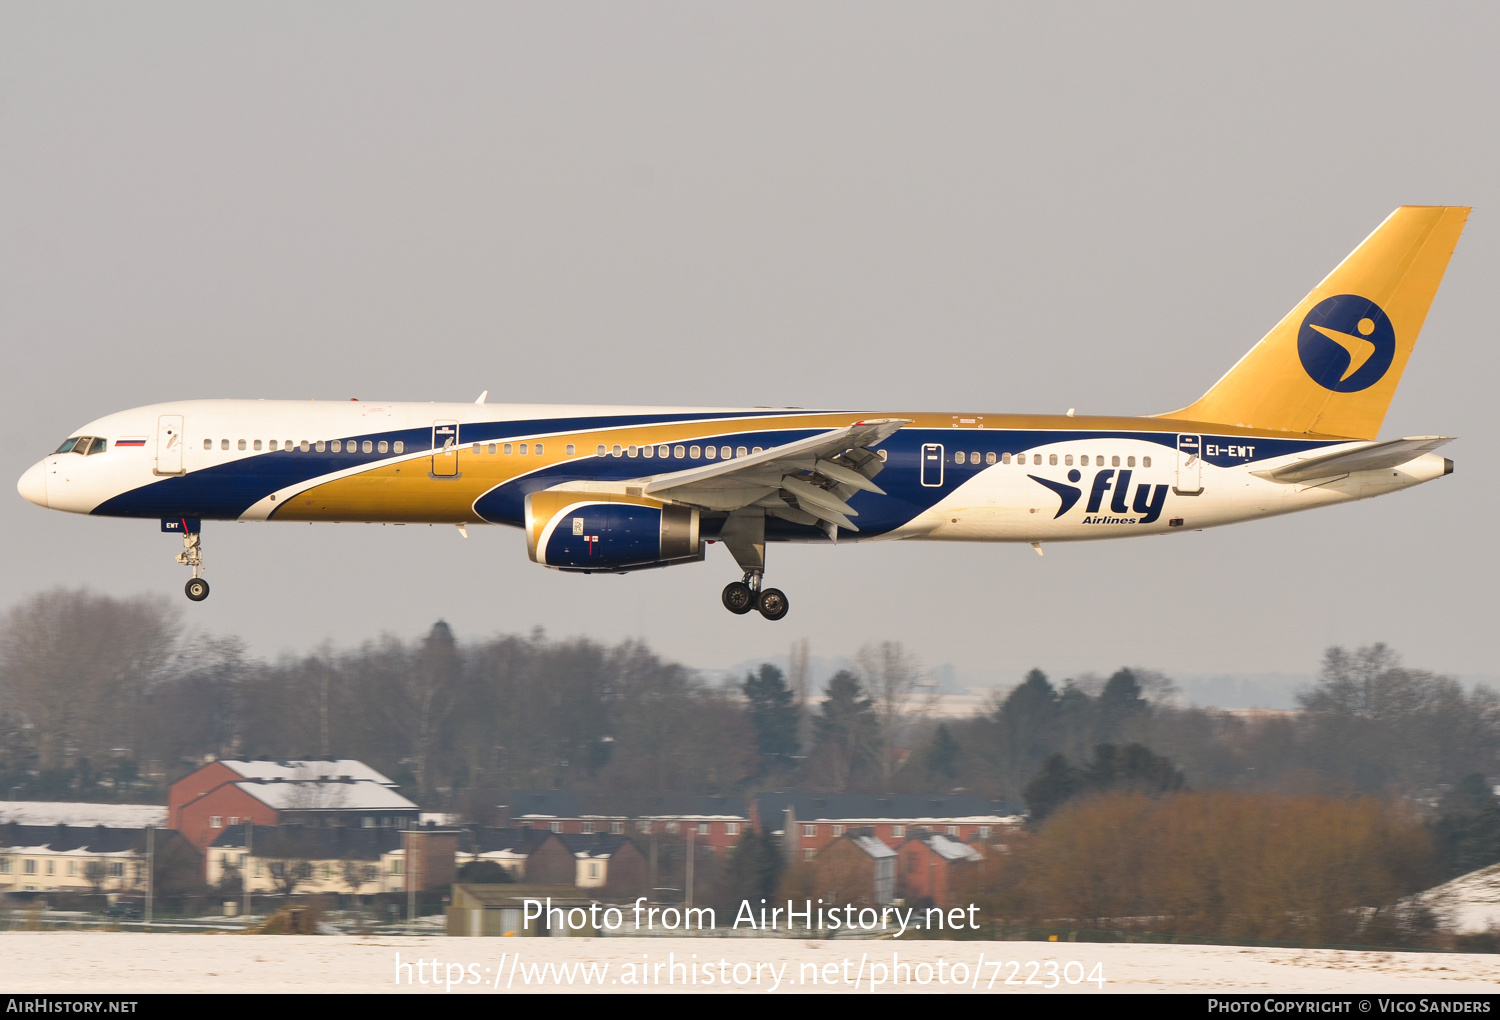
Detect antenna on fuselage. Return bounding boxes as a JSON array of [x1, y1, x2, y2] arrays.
[[475, 390, 488, 404]]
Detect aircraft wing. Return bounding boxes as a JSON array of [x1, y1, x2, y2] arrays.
[[641, 418, 910, 531], [1251, 436, 1454, 484]]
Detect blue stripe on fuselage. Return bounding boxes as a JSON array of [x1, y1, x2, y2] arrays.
[[91, 418, 1341, 527]]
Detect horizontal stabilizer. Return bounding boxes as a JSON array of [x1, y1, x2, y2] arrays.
[[1251, 436, 1453, 483]]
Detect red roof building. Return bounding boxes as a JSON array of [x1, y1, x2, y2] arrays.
[[168, 759, 419, 854]]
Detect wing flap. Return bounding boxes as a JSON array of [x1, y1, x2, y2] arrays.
[[1252, 436, 1454, 483]]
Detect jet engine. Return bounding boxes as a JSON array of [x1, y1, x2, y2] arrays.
[[525, 490, 702, 572]]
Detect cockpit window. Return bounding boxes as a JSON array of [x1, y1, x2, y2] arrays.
[[55, 436, 107, 455]]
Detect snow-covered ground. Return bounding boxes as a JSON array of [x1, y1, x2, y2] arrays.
[[3, 933, 1497, 993], [1419, 863, 1500, 934]]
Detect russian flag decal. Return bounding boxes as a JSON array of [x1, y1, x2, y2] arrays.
[[116, 438, 147, 447]]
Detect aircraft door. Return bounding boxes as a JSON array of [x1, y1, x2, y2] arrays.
[[155, 415, 184, 476], [432, 420, 460, 477], [921, 443, 944, 487], [1175, 434, 1203, 495]]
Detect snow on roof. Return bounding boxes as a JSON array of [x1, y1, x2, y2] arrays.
[[850, 835, 897, 858], [218, 759, 397, 785], [234, 780, 417, 812], [1416, 862, 1500, 934], [0, 802, 166, 828], [922, 833, 984, 862]]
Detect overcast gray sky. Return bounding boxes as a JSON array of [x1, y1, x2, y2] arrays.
[[2, 2, 1495, 695]]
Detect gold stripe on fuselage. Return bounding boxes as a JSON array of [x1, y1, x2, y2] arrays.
[[267, 410, 1334, 524]]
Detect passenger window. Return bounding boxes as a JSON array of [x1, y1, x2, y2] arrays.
[[1001, 453, 1011, 464], [1127, 456, 1136, 467], [300, 441, 310, 452], [642, 445, 654, 458], [566, 444, 576, 456], [486, 443, 495, 455], [269, 440, 279, 451], [330, 440, 340, 452], [878, 450, 888, 461], [221, 439, 229, 450], [612, 445, 622, 457], [971, 451, 979, 464], [377, 441, 388, 453], [519, 443, 528, 455], [1143, 455, 1152, 468], [674, 445, 685, 458], [316, 441, 327, 453], [1049, 454, 1058, 466], [504, 444, 513, 455], [253, 440, 262, 451], [1064, 454, 1073, 466], [751, 447, 762, 455], [986, 452, 996, 465], [1080, 455, 1089, 466], [285, 440, 293, 451], [203, 439, 212, 450], [736, 446, 747, 458], [471, 443, 480, 454], [721, 446, 732, 459], [596, 445, 606, 456], [705, 446, 717, 459], [534, 443, 543, 456], [1112, 455, 1120, 467], [955, 451, 966, 465], [690, 445, 701, 458], [393, 441, 404, 453]]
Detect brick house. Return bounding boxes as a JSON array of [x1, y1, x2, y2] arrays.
[[755, 793, 1020, 863], [168, 759, 419, 854], [895, 829, 984, 909], [811, 829, 897, 908], [500, 791, 750, 855]]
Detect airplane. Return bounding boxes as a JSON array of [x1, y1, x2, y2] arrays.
[[16, 206, 1468, 620]]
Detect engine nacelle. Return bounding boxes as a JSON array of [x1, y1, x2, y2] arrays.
[[525, 490, 702, 572]]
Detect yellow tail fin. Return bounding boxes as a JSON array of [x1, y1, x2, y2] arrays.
[[1159, 206, 1469, 439]]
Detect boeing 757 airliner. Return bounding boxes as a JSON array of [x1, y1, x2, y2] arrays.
[[17, 207, 1467, 620]]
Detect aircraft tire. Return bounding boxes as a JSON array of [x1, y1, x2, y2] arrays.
[[757, 588, 789, 621], [721, 581, 755, 615], [185, 578, 210, 602]]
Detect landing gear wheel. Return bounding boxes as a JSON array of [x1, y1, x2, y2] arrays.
[[185, 578, 210, 602], [757, 588, 789, 621], [721, 581, 755, 615]]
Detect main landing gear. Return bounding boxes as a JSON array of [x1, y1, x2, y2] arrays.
[[722, 570, 789, 622], [176, 529, 210, 601], [715, 508, 788, 620]]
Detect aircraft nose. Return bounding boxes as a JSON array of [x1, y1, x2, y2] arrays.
[[17, 460, 47, 508]]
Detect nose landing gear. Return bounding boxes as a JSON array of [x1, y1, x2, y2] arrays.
[[176, 529, 209, 601]]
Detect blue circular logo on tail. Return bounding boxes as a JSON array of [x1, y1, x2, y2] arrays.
[[1297, 294, 1395, 392]]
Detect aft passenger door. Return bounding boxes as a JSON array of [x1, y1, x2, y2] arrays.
[[431, 420, 460, 477], [155, 415, 184, 476], [1175, 434, 1203, 495]]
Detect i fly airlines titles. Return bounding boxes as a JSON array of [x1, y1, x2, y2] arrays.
[[18, 208, 1466, 620]]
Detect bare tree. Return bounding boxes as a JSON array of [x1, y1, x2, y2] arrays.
[[856, 641, 931, 786], [341, 857, 378, 897], [0, 590, 178, 769], [84, 858, 109, 895]]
